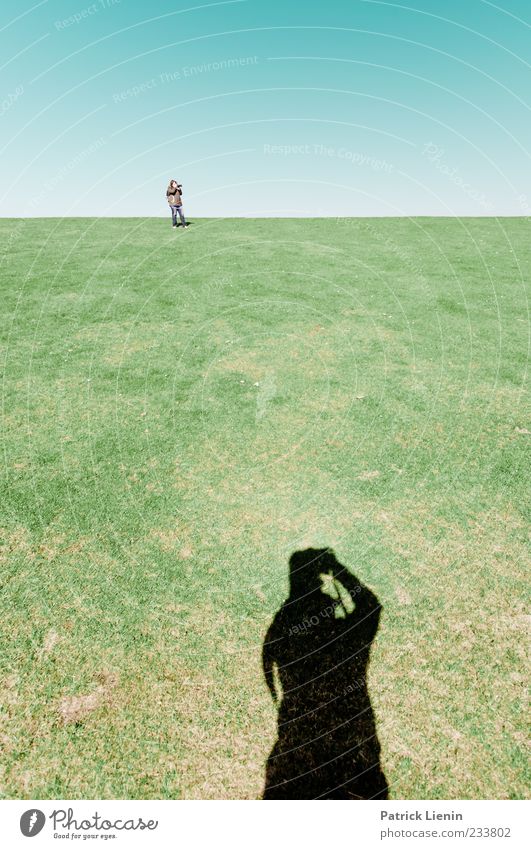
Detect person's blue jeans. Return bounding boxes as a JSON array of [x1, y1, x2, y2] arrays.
[[170, 204, 186, 226]]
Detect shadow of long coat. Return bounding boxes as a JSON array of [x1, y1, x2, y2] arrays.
[[262, 549, 388, 799]]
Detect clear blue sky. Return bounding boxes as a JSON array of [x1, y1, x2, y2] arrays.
[[1, 0, 529, 216]]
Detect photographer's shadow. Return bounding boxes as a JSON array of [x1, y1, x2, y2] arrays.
[[262, 548, 388, 799]]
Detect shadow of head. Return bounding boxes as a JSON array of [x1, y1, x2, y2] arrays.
[[262, 548, 388, 799], [288, 547, 352, 598], [288, 547, 338, 589]]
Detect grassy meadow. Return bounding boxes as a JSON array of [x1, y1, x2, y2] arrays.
[[0, 217, 529, 799]]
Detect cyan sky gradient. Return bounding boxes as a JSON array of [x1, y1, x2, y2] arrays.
[[1, 0, 530, 216]]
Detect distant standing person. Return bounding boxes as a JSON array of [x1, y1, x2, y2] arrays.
[[166, 179, 188, 228]]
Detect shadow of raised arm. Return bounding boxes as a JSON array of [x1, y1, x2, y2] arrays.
[[333, 566, 382, 636]]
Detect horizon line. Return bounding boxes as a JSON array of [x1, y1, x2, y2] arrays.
[[1, 214, 528, 220]]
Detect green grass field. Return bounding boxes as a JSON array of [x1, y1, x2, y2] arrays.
[[0, 217, 529, 799]]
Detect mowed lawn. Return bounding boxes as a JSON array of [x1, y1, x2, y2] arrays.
[[0, 217, 529, 800]]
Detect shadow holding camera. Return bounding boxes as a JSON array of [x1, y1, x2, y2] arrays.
[[262, 548, 388, 799]]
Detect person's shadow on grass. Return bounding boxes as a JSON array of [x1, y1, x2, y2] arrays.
[[262, 548, 388, 799]]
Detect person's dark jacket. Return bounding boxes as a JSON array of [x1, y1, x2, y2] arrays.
[[166, 183, 182, 206]]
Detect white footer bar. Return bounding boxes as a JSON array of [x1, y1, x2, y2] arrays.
[[2, 799, 528, 848]]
